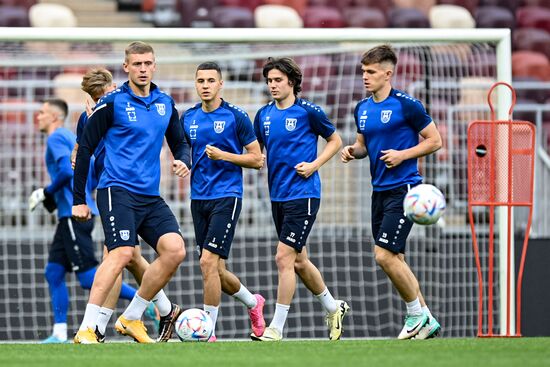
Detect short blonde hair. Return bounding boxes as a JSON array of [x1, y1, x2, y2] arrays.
[[81, 67, 113, 101], [124, 41, 155, 62]]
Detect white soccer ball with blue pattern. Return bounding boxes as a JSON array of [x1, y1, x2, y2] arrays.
[[403, 184, 446, 225], [175, 308, 213, 342]]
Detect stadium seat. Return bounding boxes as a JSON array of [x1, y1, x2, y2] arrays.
[[295, 55, 333, 92], [388, 7, 431, 28], [478, 0, 519, 11], [174, 0, 216, 27], [210, 6, 255, 27], [516, 6, 550, 33], [514, 28, 550, 59], [512, 50, 550, 81], [0, 5, 29, 27], [254, 5, 303, 27], [393, 0, 437, 16], [349, 0, 391, 14], [29, 3, 77, 27], [513, 76, 550, 104], [475, 6, 515, 29], [429, 5, 476, 28], [342, 6, 387, 28], [219, 0, 261, 9], [437, 0, 480, 14], [520, 0, 550, 7], [302, 6, 345, 28], [0, 0, 36, 9], [263, 0, 307, 16], [394, 52, 423, 81]]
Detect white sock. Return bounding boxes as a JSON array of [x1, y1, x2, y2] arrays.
[[422, 305, 433, 319], [152, 290, 172, 317], [231, 284, 257, 309], [204, 304, 219, 335], [52, 323, 67, 341], [269, 303, 290, 333], [122, 293, 150, 320], [315, 288, 337, 314], [96, 307, 114, 335], [406, 298, 422, 315], [79, 303, 101, 331]]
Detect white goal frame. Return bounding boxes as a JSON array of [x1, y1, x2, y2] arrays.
[[0, 26, 513, 337]]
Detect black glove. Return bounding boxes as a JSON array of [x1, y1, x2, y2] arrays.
[[43, 190, 57, 213]]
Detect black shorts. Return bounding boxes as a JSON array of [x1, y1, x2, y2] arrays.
[[49, 217, 98, 273], [97, 186, 182, 252], [371, 184, 417, 254], [191, 197, 241, 260], [271, 198, 320, 252]]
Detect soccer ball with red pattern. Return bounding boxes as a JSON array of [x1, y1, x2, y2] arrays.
[[175, 308, 213, 342], [403, 184, 446, 225]]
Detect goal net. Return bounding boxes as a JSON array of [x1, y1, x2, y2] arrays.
[[0, 28, 511, 340]]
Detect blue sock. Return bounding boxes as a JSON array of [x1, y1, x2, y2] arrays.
[[119, 282, 137, 301], [76, 267, 96, 290], [44, 262, 68, 324]]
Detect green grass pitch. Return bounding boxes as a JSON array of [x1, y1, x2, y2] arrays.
[[1, 338, 550, 367]]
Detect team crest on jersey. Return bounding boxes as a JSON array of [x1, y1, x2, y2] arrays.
[[285, 118, 297, 131], [381, 110, 392, 124], [119, 230, 130, 241], [214, 120, 225, 133], [155, 103, 166, 116]]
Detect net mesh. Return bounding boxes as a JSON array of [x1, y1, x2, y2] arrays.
[[0, 38, 501, 340]]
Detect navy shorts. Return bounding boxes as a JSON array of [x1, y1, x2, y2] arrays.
[[49, 217, 99, 273], [97, 186, 182, 252], [371, 184, 418, 254], [191, 197, 241, 260], [271, 198, 320, 252]]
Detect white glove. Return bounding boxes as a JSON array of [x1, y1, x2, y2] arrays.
[[29, 188, 45, 211]]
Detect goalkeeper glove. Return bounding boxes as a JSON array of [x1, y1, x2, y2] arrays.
[[29, 188, 57, 213]]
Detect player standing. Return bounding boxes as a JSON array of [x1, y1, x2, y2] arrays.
[[341, 44, 442, 339], [72, 41, 190, 344], [30, 98, 99, 343], [252, 57, 349, 341], [181, 62, 266, 341]]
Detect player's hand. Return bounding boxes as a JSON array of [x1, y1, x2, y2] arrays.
[[258, 153, 265, 169], [295, 161, 318, 178], [205, 144, 225, 161], [341, 145, 355, 163], [28, 188, 46, 211], [85, 98, 95, 117], [380, 149, 404, 169], [72, 204, 91, 222], [172, 160, 190, 178]]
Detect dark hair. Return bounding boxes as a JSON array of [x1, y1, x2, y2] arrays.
[[262, 57, 302, 96], [361, 44, 398, 66], [43, 98, 68, 120], [196, 61, 222, 79]]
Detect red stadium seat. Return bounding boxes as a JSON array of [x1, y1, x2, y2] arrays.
[[516, 6, 550, 33], [219, 0, 261, 10], [512, 50, 550, 81], [513, 28, 550, 59], [210, 6, 255, 27], [350, 0, 392, 14], [302, 6, 345, 28], [388, 7, 431, 28], [0, 5, 29, 27], [175, 0, 217, 27], [475, 6, 515, 28], [520, 0, 550, 7], [479, 0, 520, 11], [342, 6, 387, 28], [437, 0, 480, 14]]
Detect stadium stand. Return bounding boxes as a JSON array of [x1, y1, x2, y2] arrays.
[[516, 6, 550, 33], [514, 28, 550, 58], [438, 0, 480, 14], [210, 6, 255, 27], [342, 6, 387, 28], [393, 0, 437, 16], [28, 3, 77, 27], [0, 5, 29, 27], [388, 7, 431, 28], [302, 5, 345, 27], [512, 50, 550, 80]]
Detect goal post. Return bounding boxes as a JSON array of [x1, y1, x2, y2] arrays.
[[0, 27, 512, 340]]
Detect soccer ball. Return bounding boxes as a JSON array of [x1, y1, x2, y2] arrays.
[[175, 308, 214, 342], [403, 184, 446, 225]]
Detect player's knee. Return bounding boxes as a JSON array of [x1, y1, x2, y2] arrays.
[[374, 249, 393, 270], [275, 251, 294, 272], [44, 262, 65, 285], [199, 253, 217, 276]]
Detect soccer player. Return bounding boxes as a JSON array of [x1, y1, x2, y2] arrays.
[[74, 67, 173, 342], [181, 62, 266, 341], [72, 41, 190, 344], [30, 98, 99, 343], [252, 57, 349, 342], [341, 44, 443, 340]]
